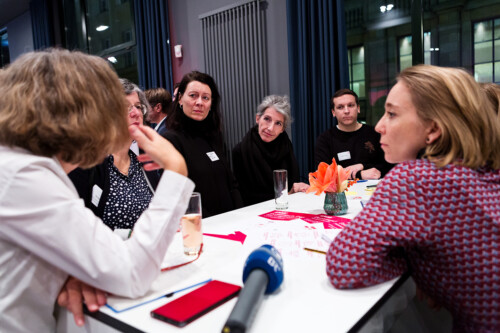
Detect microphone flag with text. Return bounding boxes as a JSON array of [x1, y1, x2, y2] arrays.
[[222, 244, 284, 333]]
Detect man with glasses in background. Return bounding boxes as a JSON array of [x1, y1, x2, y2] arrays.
[[314, 89, 392, 180]]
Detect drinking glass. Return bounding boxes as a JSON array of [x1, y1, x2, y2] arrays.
[[181, 192, 203, 255], [273, 169, 288, 210]]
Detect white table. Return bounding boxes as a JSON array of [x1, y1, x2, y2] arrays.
[[57, 180, 414, 333]]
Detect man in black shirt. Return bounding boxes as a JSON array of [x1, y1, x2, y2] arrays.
[[314, 89, 393, 179]]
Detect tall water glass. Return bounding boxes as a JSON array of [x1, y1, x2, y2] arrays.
[[273, 169, 288, 210], [181, 192, 203, 255]]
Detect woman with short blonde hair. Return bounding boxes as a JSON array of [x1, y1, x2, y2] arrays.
[[398, 65, 500, 169], [327, 65, 500, 332]]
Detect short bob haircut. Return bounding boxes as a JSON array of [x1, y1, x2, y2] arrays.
[[331, 89, 359, 110], [256, 95, 292, 129], [166, 71, 222, 135], [398, 65, 500, 169], [0, 49, 129, 168]]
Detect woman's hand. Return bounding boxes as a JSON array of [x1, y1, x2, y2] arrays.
[[129, 125, 188, 176], [360, 168, 381, 180], [57, 276, 107, 327], [289, 182, 310, 194]]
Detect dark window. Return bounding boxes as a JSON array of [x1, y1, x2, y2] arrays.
[[0, 29, 9, 68], [62, 0, 138, 83]]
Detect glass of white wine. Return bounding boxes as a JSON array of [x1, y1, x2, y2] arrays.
[[181, 192, 202, 255]]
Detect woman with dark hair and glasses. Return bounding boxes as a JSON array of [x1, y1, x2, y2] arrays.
[[69, 79, 160, 234], [164, 71, 243, 217]]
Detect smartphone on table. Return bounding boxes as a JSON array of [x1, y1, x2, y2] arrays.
[[151, 280, 241, 327]]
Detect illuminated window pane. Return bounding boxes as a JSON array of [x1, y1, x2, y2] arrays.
[[348, 46, 365, 99], [399, 36, 412, 57], [475, 41, 493, 63], [424, 32, 431, 49], [352, 81, 365, 98], [474, 21, 492, 43], [494, 18, 500, 39], [400, 55, 412, 71], [495, 40, 500, 61], [352, 63, 365, 81], [495, 62, 500, 83], [352, 47, 364, 63], [474, 63, 493, 82], [424, 52, 431, 65]]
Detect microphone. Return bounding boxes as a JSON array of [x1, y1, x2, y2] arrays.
[[222, 244, 284, 333]]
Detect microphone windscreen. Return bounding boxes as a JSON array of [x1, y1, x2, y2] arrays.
[[242, 244, 284, 294]]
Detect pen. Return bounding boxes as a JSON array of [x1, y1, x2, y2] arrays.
[[366, 185, 377, 188], [303, 247, 327, 255], [356, 180, 368, 183]]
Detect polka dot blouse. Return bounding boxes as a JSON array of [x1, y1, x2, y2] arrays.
[[102, 152, 153, 230]]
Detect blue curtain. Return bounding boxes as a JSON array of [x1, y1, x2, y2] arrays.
[[133, 0, 174, 91], [286, 0, 349, 180], [30, 0, 55, 50]]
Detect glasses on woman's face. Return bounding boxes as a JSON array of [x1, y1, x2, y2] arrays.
[[128, 104, 146, 116]]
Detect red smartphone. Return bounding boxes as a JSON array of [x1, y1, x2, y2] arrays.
[[150, 280, 241, 327]]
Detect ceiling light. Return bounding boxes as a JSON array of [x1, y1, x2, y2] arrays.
[[380, 5, 386, 13], [96, 25, 109, 32], [107, 56, 117, 64]]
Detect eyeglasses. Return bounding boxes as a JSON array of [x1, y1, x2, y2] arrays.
[[128, 104, 147, 115]]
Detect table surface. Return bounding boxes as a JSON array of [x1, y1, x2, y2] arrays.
[[62, 180, 404, 333]]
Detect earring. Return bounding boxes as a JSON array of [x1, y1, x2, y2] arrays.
[[180, 104, 183, 110]]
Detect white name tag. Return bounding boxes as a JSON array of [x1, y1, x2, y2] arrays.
[[206, 151, 219, 161], [91, 185, 103, 207], [337, 151, 351, 161]]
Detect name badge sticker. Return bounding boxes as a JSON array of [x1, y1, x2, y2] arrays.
[[206, 151, 219, 162], [337, 151, 351, 161], [91, 185, 103, 207]]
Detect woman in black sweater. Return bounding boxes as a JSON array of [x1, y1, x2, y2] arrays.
[[232, 95, 309, 206], [163, 71, 242, 217]]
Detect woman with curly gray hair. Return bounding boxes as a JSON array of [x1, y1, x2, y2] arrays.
[[232, 95, 309, 206]]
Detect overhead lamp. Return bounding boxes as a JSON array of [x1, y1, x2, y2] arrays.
[[380, 3, 394, 13], [96, 25, 109, 32], [107, 56, 117, 64]]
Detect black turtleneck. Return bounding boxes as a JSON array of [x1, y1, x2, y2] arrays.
[[162, 112, 242, 218]]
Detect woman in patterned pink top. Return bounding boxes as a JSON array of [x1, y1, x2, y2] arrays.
[[326, 65, 500, 332]]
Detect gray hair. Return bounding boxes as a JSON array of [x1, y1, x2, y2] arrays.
[[119, 78, 151, 115], [256, 95, 292, 129]]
